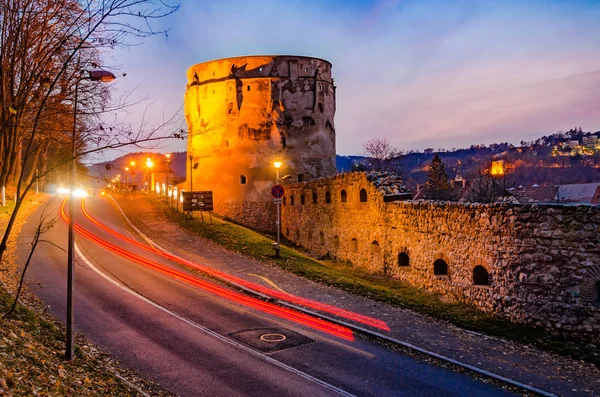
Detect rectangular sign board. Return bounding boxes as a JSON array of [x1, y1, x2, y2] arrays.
[[183, 191, 214, 212], [272, 198, 283, 204]]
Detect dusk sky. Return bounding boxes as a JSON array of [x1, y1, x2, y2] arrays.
[[107, 0, 600, 159]]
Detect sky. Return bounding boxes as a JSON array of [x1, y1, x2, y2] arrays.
[[104, 0, 600, 159]]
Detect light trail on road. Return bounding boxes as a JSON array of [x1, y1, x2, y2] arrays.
[[80, 198, 391, 332], [61, 198, 354, 341]]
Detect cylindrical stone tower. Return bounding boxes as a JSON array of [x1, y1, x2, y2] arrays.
[[184, 55, 336, 232]]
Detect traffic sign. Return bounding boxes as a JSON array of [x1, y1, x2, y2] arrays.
[[273, 198, 283, 204], [271, 184, 285, 198]]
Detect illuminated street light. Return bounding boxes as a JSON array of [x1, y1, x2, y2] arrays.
[[146, 157, 154, 193], [66, 67, 116, 361], [165, 153, 172, 204], [273, 161, 282, 257]]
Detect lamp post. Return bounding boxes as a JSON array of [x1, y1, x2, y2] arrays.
[[130, 161, 136, 190], [67, 68, 116, 360], [165, 153, 171, 204], [273, 161, 282, 257], [146, 158, 153, 193], [124, 167, 129, 189], [188, 155, 194, 192]]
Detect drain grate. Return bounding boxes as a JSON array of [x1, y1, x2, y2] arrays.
[[228, 327, 314, 353]]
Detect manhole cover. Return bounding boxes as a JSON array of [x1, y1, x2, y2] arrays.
[[229, 327, 314, 353], [260, 333, 287, 342]]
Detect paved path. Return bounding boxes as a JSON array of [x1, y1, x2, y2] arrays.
[[113, 192, 600, 397]]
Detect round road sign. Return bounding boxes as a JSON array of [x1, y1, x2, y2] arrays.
[[271, 184, 285, 198]]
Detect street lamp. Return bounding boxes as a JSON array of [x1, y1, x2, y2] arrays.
[[146, 158, 153, 193], [165, 153, 171, 203], [130, 161, 136, 189], [273, 161, 282, 257], [188, 155, 194, 192], [67, 68, 116, 360], [124, 167, 129, 188]]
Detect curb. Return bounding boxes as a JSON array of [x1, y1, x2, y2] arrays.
[[107, 194, 558, 397]]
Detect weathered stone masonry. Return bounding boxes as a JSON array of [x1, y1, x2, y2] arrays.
[[282, 172, 600, 342], [184, 55, 337, 232]]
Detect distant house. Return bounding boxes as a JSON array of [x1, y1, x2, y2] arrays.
[[582, 135, 598, 149], [514, 185, 558, 204], [556, 182, 600, 204], [567, 140, 580, 149], [591, 185, 600, 205]]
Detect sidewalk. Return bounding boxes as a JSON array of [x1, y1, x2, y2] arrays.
[[111, 193, 600, 397]]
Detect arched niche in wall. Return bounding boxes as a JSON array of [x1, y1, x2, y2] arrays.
[[319, 231, 325, 245], [325, 191, 331, 204], [433, 259, 448, 276], [350, 238, 358, 253], [312, 192, 318, 204], [370, 240, 380, 254], [580, 265, 600, 306], [333, 235, 340, 249], [473, 265, 490, 286], [398, 252, 410, 267]]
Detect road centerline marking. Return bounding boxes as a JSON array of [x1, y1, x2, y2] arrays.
[[74, 243, 356, 397]]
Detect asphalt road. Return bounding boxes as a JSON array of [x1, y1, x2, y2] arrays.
[[19, 195, 518, 397]]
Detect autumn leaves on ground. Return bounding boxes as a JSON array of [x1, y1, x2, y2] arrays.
[[0, 194, 172, 396]]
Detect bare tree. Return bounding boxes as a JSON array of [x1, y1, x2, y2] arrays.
[[0, 0, 181, 265], [361, 137, 403, 173]]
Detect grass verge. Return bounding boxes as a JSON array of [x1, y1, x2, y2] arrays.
[[158, 199, 599, 367]]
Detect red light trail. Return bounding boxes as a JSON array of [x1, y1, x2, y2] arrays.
[[60, 199, 354, 341], [79, 199, 390, 332]]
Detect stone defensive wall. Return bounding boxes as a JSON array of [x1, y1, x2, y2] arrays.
[[281, 172, 600, 342]]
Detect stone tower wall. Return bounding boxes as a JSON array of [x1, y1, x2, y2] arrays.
[[282, 172, 600, 342], [184, 55, 337, 231]]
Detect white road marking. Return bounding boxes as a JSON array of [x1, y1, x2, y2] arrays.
[[74, 243, 356, 397]]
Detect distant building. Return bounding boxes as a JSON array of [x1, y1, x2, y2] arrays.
[[583, 135, 598, 149], [567, 140, 580, 149], [556, 182, 600, 204], [514, 185, 558, 204], [591, 185, 600, 205]]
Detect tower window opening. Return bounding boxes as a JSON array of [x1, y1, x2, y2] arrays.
[[300, 195, 305, 205], [325, 191, 331, 204], [298, 174, 304, 182], [291, 195, 295, 205], [351, 238, 358, 252], [247, 85, 251, 91], [341, 189, 347, 203], [259, 67, 263, 71], [213, 89, 215, 94], [240, 175, 247, 185], [312, 192, 317, 204], [360, 188, 368, 202]]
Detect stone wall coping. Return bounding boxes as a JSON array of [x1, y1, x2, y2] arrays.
[[286, 172, 600, 213]]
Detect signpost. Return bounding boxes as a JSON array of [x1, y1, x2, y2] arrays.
[[271, 184, 285, 257], [182, 191, 214, 212]]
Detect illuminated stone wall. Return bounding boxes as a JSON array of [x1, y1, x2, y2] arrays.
[[184, 55, 336, 231], [282, 172, 600, 342]]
